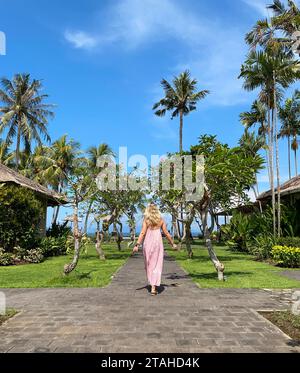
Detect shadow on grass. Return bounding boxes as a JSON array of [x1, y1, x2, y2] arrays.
[[172, 254, 248, 263], [189, 271, 252, 281]]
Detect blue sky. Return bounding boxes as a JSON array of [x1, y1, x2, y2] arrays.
[[0, 0, 298, 229]]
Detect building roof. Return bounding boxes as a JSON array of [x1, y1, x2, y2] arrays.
[[0, 163, 68, 206], [257, 175, 300, 200]]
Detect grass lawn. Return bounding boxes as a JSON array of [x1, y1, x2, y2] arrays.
[[260, 311, 300, 341], [0, 243, 130, 288], [166, 240, 300, 288]]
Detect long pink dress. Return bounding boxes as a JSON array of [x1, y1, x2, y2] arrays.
[[143, 226, 164, 286]]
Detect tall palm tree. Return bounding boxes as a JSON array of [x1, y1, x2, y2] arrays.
[[278, 90, 300, 178], [35, 135, 81, 225], [246, 1, 300, 55], [0, 74, 54, 169], [83, 143, 115, 234], [239, 48, 300, 236], [239, 130, 265, 206], [268, 0, 300, 54], [153, 70, 209, 153], [87, 143, 114, 168], [240, 100, 270, 181]]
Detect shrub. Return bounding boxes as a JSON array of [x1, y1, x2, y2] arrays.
[[0, 250, 14, 266], [40, 236, 68, 257], [271, 245, 300, 268], [0, 184, 43, 252], [23, 248, 44, 264], [46, 223, 71, 238], [249, 233, 276, 260], [221, 213, 253, 252], [277, 237, 300, 248]]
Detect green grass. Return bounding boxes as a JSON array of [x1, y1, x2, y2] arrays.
[[166, 240, 300, 288], [260, 311, 300, 341], [0, 243, 130, 288], [0, 309, 18, 325]]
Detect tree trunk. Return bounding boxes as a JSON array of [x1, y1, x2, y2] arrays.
[[185, 221, 193, 258], [128, 214, 136, 248], [200, 207, 224, 281], [64, 203, 81, 274], [179, 109, 183, 153], [273, 72, 281, 237], [295, 144, 298, 176], [95, 221, 105, 260], [288, 135, 291, 180], [176, 218, 182, 240], [115, 222, 123, 251], [268, 101, 276, 237], [83, 200, 93, 235], [15, 124, 21, 170]]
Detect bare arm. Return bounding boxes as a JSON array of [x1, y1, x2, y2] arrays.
[[161, 220, 176, 247], [132, 220, 148, 252]]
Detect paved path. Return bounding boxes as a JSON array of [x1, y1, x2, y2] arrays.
[[1, 252, 300, 353]]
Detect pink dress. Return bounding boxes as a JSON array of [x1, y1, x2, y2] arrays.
[[143, 225, 164, 286]]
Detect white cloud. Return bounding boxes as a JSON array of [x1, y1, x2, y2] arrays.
[[64, 0, 253, 106], [64, 30, 98, 49], [242, 0, 270, 17]]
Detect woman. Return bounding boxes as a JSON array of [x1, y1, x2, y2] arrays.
[[132, 203, 177, 295]]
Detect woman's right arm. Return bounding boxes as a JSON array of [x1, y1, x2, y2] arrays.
[[132, 220, 148, 252], [161, 220, 176, 249]]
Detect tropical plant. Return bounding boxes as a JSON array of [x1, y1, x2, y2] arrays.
[[239, 130, 266, 201], [82, 143, 115, 234], [153, 70, 209, 153], [0, 74, 54, 169], [239, 48, 300, 236], [35, 135, 80, 225]]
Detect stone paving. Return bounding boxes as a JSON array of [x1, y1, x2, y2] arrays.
[[0, 252, 300, 353]]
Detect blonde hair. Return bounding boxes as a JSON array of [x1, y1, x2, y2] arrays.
[[144, 203, 161, 227]]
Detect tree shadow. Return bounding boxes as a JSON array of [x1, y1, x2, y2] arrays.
[[164, 272, 190, 280], [189, 271, 252, 281]]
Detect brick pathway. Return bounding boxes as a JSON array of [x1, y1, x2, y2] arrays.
[[0, 252, 300, 353]]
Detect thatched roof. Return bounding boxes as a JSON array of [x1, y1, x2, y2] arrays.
[[0, 163, 68, 206], [257, 175, 300, 200]]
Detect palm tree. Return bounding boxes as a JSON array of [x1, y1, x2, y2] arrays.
[[0, 138, 13, 165], [153, 70, 209, 153], [239, 131, 265, 207], [35, 135, 81, 225], [278, 90, 300, 179], [246, 1, 300, 55], [240, 100, 270, 182], [87, 143, 114, 168], [83, 143, 115, 234], [0, 74, 54, 169], [239, 48, 300, 236], [268, 0, 300, 54]]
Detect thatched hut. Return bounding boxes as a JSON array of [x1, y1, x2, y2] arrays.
[[0, 163, 68, 236]]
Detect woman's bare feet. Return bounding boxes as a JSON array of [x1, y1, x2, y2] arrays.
[[151, 286, 157, 295]]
